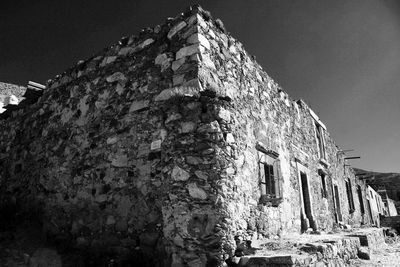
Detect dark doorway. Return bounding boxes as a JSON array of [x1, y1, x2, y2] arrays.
[[300, 171, 315, 231], [367, 199, 374, 225], [357, 185, 365, 215], [334, 185, 342, 222]]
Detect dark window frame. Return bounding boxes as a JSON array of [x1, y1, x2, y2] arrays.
[[346, 179, 355, 213], [319, 172, 327, 198], [315, 122, 326, 160], [257, 145, 282, 206]]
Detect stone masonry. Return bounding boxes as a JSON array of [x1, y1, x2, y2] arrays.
[[0, 5, 377, 267]]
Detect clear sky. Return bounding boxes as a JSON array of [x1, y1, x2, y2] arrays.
[[1, 0, 400, 172]]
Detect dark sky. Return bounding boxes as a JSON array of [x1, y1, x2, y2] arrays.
[[1, 0, 400, 172]]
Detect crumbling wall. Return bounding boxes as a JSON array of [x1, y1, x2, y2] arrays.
[[193, 9, 372, 250], [0, 5, 374, 267], [0, 7, 227, 266]]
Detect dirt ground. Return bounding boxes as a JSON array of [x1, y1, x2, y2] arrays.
[[2, 221, 400, 266], [351, 236, 400, 267]]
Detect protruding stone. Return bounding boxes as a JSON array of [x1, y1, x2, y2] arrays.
[[176, 44, 202, 60], [111, 153, 128, 167], [226, 133, 235, 143], [168, 21, 187, 39], [118, 47, 134, 56], [133, 38, 154, 52], [217, 107, 231, 122], [171, 166, 190, 181], [154, 87, 200, 102], [188, 183, 207, 199], [151, 140, 162, 150], [129, 100, 149, 112], [100, 56, 117, 67], [155, 53, 171, 72], [106, 72, 126, 83], [187, 33, 210, 50], [172, 58, 186, 72]]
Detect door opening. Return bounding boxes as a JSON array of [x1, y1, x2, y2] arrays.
[[300, 171, 316, 232], [334, 185, 343, 222]]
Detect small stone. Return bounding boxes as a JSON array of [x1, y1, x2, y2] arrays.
[[188, 183, 207, 199], [139, 85, 148, 93], [172, 58, 186, 72], [151, 140, 162, 150], [217, 107, 231, 122], [168, 21, 187, 39], [154, 87, 200, 102], [171, 166, 190, 181], [111, 154, 128, 167], [226, 133, 235, 143], [118, 47, 134, 56], [187, 33, 210, 50], [107, 136, 118, 145], [173, 74, 185, 86], [176, 44, 202, 60], [106, 215, 116, 225], [194, 170, 208, 180], [180, 121, 196, 133], [129, 100, 149, 112], [106, 72, 126, 83], [100, 56, 117, 67], [186, 156, 202, 165], [165, 113, 182, 123], [133, 38, 154, 52], [155, 53, 171, 72], [115, 83, 125, 95], [202, 54, 216, 69], [173, 235, 184, 247]]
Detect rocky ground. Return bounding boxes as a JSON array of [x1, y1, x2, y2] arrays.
[[350, 235, 400, 267], [1, 220, 400, 266]]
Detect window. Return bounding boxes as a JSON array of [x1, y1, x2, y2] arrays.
[[257, 145, 282, 205], [315, 122, 326, 160], [319, 172, 327, 198], [346, 179, 355, 213], [261, 162, 276, 197]]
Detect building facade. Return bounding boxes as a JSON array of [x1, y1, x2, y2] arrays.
[[0, 6, 384, 267]]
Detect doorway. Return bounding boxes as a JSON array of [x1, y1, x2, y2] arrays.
[[300, 171, 316, 231], [333, 185, 343, 222]]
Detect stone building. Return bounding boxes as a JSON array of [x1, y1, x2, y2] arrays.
[[355, 168, 400, 214], [0, 5, 379, 267]]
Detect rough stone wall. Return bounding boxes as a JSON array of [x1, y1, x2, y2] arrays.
[[193, 8, 373, 250], [0, 6, 374, 267], [0, 7, 224, 266]]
